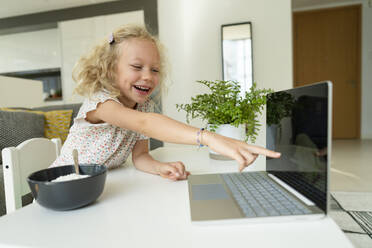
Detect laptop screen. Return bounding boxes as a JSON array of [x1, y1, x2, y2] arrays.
[[266, 82, 330, 212]]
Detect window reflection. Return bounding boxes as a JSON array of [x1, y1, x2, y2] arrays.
[[266, 83, 329, 211]]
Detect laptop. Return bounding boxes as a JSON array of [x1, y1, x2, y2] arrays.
[[187, 81, 332, 223]]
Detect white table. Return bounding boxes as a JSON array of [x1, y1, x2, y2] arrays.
[[0, 147, 353, 248]]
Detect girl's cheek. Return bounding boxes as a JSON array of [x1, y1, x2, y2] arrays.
[[154, 77, 161, 87]]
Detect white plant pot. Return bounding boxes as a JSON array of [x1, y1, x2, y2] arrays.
[[208, 124, 246, 160], [266, 124, 278, 151]]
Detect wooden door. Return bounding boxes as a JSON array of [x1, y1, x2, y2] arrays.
[[293, 5, 361, 139]]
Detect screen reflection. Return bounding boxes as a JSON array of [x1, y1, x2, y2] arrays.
[[266, 83, 329, 212]]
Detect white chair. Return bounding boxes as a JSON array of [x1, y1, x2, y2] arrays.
[[1, 138, 61, 214]]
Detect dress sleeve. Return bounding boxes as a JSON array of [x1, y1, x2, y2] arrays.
[[74, 91, 122, 125]]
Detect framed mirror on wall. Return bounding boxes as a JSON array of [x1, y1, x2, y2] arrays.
[[221, 22, 253, 93]]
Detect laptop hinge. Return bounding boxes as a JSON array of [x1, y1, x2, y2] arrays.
[[268, 173, 315, 206]]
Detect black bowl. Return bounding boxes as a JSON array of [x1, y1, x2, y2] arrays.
[[27, 164, 107, 211]]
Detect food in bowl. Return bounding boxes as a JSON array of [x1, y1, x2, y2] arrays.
[[51, 173, 90, 182], [27, 164, 107, 211]]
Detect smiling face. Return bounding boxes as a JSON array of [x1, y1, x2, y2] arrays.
[[115, 38, 160, 108]]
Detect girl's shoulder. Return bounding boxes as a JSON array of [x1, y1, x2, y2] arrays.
[[87, 90, 121, 105], [74, 90, 121, 123]]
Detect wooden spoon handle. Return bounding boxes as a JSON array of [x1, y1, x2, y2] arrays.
[[72, 149, 79, 175]]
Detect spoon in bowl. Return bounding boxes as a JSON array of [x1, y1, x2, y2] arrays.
[[72, 149, 79, 175]]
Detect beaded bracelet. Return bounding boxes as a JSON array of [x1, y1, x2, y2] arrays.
[[196, 128, 205, 149]]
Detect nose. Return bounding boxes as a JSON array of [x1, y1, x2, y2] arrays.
[[142, 69, 153, 82]]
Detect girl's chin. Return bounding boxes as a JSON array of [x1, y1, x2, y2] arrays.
[[134, 91, 152, 101], [135, 99, 147, 105], [120, 90, 151, 107], [134, 95, 150, 104]]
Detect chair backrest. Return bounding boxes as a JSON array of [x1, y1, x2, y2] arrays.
[[1, 138, 61, 214]]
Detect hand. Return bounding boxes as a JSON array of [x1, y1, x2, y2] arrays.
[[203, 131, 281, 172], [156, 161, 190, 181], [315, 147, 327, 157]]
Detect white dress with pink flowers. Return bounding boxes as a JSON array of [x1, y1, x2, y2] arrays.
[[51, 91, 153, 169]]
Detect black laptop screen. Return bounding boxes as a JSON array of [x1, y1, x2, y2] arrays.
[[266, 83, 329, 212]]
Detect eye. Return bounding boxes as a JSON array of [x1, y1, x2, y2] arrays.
[[152, 68, 160, 73], [131, 65, 142, 70]]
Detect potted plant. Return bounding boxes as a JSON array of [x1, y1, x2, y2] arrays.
[[176, 80, 272, 154], [266, 91, 295, 150]]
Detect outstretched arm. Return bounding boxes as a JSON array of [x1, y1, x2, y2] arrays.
[[88, 100, 281, 171]]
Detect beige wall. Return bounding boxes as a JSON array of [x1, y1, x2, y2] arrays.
[[0, 76, 43, 108], [158, 0, 293, 170], [0, 29, 60, 74]]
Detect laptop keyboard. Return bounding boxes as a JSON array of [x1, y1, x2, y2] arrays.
[[273, 171, 326, 209], [221, 172, 312, 217]]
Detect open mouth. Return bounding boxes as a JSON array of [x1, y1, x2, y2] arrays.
[[133, 85, 150, 92]]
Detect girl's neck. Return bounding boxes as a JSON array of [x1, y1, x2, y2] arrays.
[[118, 96, 137, 109]]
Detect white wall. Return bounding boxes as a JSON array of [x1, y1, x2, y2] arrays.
[[158, 0, 293, 170], [360, 1, 371, 138], [0, 76, 43, 108], [0, 29, 60, 73], [293, 0, 372, 139]]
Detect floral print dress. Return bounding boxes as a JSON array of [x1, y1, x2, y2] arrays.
[[51, 91, 152, 169]]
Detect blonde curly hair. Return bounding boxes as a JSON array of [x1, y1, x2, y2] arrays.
[[73, 24, 167, 98]]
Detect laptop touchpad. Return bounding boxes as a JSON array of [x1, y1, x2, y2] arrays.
[[192, 184, 229, 200]]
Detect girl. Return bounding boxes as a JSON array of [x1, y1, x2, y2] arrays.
[[51, 24, 280, 180]]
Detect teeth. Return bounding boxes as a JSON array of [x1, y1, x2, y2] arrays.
[[137, 86, 149, 90], [134, 85, 150, 91]]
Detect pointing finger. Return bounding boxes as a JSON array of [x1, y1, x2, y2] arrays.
[[246, 146, 281, 158]]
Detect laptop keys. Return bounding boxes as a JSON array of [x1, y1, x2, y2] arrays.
[[222, 172, 311, 218]]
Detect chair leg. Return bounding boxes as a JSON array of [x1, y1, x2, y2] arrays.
[[2, 147, 22, 214]]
